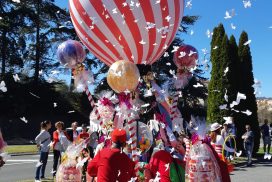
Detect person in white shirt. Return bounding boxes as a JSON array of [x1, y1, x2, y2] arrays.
[[35, 121, 51, 181]]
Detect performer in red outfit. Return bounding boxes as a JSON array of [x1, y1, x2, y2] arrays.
[[87, 129, 136, 182]]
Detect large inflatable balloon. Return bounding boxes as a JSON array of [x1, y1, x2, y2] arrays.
[[69, 0, 184, 66], [107, 60, 140, 93], [57, 40, 86, 69], [173, 44, 198, 70]]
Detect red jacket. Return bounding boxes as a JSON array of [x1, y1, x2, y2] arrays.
[[87, 148, 136, 182], [52, 130, 70, 149]]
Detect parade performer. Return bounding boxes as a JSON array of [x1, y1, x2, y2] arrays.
[[144, 125, 185, 182], [87, 129, 136, 182]]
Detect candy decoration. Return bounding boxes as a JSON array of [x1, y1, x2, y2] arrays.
[[69, 0, 184, 66], [173, 44, 198, 70], [107, 60, 140, 93], [57, 40, 86, 69]]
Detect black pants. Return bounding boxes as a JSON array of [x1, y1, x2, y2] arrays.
[[53, 150, 61, 176]]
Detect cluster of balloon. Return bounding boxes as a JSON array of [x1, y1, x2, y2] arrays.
[[57, 40, 86, 69], [107, 60, 140, 93], [57, 40, 102, 128], [69, 0, 184, 66], [173, 44, 198, 89]]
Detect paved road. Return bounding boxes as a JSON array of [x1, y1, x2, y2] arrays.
[[1, 154, 271, 182], [0, 154, 53, 182], [230, 159, 272, 182]]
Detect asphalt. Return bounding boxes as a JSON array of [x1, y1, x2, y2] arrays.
[[0, 154, 53, 182], [0, 153, 271, 182]]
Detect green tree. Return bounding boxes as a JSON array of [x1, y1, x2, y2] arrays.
[[207, 24, 226, 123], [236, 31, 260, 153]]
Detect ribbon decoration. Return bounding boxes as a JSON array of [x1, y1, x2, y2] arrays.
[[118, 92, 132, 109]]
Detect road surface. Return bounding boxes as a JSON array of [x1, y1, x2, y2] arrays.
[[0, 154, 53, 182]]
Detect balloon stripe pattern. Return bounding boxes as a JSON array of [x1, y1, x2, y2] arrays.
[[69, 0, 184, 66]]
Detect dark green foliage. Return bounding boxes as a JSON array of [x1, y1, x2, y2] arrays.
[[236, 31, 260, 154], [207, 24, 226, 123], [0, 73, 91, 139]]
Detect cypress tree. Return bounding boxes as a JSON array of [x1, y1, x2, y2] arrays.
[[236, 31, 260, 154], [207, 24, 226, 124]]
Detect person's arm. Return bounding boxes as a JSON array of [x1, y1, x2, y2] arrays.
[[218, 136, 235, 153], [35, 131, 44, 144], [87, 150, 101, 177]]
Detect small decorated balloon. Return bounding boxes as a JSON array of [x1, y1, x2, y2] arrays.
[[57, 40, 86, 69], [174, 44, 198, 71], [107, 60, 140, 93]]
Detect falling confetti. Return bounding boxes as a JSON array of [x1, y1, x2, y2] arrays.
[[0, 81, 7, 92]]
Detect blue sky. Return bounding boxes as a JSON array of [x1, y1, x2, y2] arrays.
[[56, 0, 272, 97]]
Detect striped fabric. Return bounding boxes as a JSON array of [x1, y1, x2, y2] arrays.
[[69, 0, 184, 66]]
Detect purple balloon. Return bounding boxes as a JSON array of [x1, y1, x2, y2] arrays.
[[57, 40, 86, 68]]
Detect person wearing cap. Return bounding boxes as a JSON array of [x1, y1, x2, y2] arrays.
[[87, 129, 136, 182]]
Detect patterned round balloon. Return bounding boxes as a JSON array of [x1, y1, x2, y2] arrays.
[[57, 40, 86, 69], [173, 44, 198, 70], [107, 60, 140, 93], [69, 0, 184, 66]]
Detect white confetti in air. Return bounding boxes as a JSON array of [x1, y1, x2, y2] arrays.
[[236, 150, 242, 157], [224, 67, 229, 76], [155, 0, 161, 5], [53, 102, 57, 108], [12, 0, 20, 3], [193, 83, 203, 88], [186, 0, 193, 9], [231, 23, 236, 30], [190, 30, 194, 35], [36, 161, 43, 167], [0, 81, 7, 92], [178, 51, 186, 58], [13, 74, 20, 82], [141, 103, 150, 108], [241, 109, 252, 116], [164, 52, 169, 57], [171, 46, 179, 53], [166, 62, 171, 66], [68, 110, 75, 113], [189, 50, 197, 56], [224, 11, 232, 19], [243, 40, 251, 45], [213, 46, 218, 50], [165, 15, 171, 22], [219, 104, 228, 110], [124, 89, 131, 95], [165, 163, 170, 171], [20, 117, 28, 123], [139, 40, 146, 45], [243, 0, 252, 8]]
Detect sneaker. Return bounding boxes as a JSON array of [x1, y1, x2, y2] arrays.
[[35, 180, 41, 182]]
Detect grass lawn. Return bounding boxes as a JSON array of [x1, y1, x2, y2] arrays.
[[5, 145, 38, 154]]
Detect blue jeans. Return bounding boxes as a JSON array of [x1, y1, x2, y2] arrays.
[[35, 151, 49, 179], [244, 143, 254, 165]]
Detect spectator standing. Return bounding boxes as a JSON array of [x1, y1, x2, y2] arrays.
[[35, 121, 52, 182], [67, 121, 79, 143], [78, 124, 90, 140], [242, 125, 254, 166], [52, 121, 70, 177], [260, 119, 271, 155]]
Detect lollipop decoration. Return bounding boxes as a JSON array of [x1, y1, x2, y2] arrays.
[[57, 40, 103, 128]]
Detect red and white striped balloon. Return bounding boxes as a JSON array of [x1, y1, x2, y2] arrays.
[[69, 0, 184, 66]]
